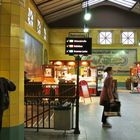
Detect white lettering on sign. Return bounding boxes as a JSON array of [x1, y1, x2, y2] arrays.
[[74, 50, 88, 53], [74, 40, 87, 42], [74, 45, 83, 48]]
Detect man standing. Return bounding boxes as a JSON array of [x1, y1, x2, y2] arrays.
[[0, 77, 16, 131]]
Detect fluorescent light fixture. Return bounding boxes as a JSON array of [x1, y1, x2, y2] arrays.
[[108, 0, 136, 8], [82, 0, 105, 8]]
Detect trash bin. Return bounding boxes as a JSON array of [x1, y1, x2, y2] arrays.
[[54, 102, 72, 130]]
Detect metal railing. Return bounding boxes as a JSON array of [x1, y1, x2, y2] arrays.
[[24, 83, 76, 132]]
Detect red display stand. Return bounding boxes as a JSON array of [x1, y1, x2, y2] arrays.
[[79, 80, 92, 102], [43, 85, 59, 96]]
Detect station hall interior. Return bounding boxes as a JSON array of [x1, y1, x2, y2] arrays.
[[1, 0, 140, 140]]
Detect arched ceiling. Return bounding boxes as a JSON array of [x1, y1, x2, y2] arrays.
[[32, 0, 140, 28]]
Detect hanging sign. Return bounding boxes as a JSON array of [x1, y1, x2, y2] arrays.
[[65, 37, 92, 55]]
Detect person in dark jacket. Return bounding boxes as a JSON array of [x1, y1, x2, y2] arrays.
[[0, 77, 16, 131], [100, 67, 115, 128]]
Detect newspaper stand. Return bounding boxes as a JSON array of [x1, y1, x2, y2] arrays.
[[79, 80, 92, 102]]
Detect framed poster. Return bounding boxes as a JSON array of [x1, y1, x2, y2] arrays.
[[24, 32, 43, 78], [44, 67, 53, 77]]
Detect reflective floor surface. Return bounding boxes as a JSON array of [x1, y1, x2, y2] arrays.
[[25, 90, 140, 140]]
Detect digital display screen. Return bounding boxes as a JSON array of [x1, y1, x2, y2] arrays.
[[65, 37, 92, 55]]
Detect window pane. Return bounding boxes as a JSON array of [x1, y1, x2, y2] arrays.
[[44, 28, 47, 40], [37, 19, 41, 35], [122, 31, 134, 45], [28, 8, 33, 27], [108, 0, 136, 8], [99, 31, 112, 44], [82, 0, 136, 10], [82, 0, 105, 8]]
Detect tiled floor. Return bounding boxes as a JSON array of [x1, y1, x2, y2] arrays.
[[25, 90, 140, 140]]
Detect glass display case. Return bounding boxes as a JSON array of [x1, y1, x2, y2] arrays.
[[96, 66, 105, 96]]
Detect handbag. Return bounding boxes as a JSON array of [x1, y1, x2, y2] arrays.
[[104, 101, 121, 117]]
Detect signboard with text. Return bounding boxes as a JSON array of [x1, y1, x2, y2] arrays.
[[65, 37, 92, 55]]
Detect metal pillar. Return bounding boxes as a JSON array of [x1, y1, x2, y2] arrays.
[[74, 55, 81, 134]]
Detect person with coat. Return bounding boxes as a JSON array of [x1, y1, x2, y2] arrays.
[[100, 67, 115, 128], [0, 77, 16, 132]]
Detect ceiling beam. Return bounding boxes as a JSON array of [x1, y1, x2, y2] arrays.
[[42, 1, 82, 17]]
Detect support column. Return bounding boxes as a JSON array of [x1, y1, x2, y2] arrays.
[[74, 55, 80, 134], [0, 0, 25, 140]]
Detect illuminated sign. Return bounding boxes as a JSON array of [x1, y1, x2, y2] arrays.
[[65, 38, 92, 55]]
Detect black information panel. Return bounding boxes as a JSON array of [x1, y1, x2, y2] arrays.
[[65, 38, 92, 55]]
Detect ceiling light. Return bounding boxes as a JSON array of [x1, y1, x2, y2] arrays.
[[83, 28, 89, 33], [84, 1, 92, 21], [84, 12, 91, 21], [83, 24, 89, 33]]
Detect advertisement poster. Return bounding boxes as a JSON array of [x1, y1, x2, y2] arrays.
[[82, 49, 137, 75], [24, 33, 43, 78]]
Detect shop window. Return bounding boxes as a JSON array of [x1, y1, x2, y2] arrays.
[[28, 8, 34, 27], [44, 28, 47, 40], [121, 32, 134, 45], [99, 31, 112, 44], [37, 19, 41, 35]]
